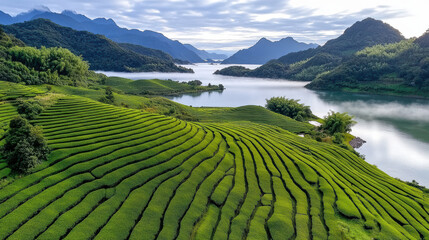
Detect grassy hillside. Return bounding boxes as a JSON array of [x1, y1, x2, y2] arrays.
[[0, 96, 427, 239], [104, 77, 224, 96]]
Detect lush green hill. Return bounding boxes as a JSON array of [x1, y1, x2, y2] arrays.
[[0, 96, 427, 239], [414, 30, 429, 48], [2, 19, 193, 73], [0, 29, 103, 87], [103, 77, 224, 96], [216, 18, 404, 81], [306, 39, 429, 97], [117, 43, 175, 62]]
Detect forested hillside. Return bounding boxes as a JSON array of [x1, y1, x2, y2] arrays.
[[2, 19, 192, 73], [306, 38, 429, 96], [216, 18, 405, 81], [0, 28, 99, 87]]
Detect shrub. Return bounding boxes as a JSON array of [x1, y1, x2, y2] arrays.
[[187, 80, 202, 86], [321, 111, 356, 134], [99, 87, 115, 104], [332, 132, 345, 144], [16, 100, 44, 120], [1, 116, 50, 173], [265, 97, 313, 121]]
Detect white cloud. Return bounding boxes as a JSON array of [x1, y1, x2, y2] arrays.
[[1, 0, 427, 51]]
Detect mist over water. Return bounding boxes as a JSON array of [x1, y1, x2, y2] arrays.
[[100, 64, 429, 186]]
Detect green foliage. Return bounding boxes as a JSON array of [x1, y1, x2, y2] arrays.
[[0, 30, 96, 87], [187, 80, 202, 87], [217, 18, 405, 83], [332, 132, 345, 144], [307, 39, 429, 97], [265, 97, 313, 121], [16, 100, 44, 120], [99, 87, 115, 104], [321, 111, 356, 135], [1, 116, 49, 173], [3, 19, 193, 73], [214, 66, 252, 76], [103, 77, 223, 96], [405, 180, 429, 194], [0, 81, 46, 101]]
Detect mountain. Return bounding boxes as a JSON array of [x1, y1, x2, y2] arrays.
[[2, 19, 192, 73], [0, 8, 205, 63], [216, 18, 405, 81], [221, 37, 318, 64], [0, 11, 13, 25], [415, 30, 429, 48], [306, 36, 429, 97], [277, 18, 405, 65], [183, 44, 228, 60], [117, 43, 174, 62]]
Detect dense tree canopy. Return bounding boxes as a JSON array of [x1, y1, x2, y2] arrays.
[[265, 97, 313, 121], [17, 100, 44, 120], [1, 116, 50, 173], [321, 111, 356, 135], [0, 28, 104, 87], [307, 40, 429, 96]]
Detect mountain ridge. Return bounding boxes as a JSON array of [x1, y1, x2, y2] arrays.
[[0, 8, 219, 63]]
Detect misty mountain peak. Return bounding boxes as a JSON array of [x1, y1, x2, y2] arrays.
[[20, 5, 51, 15]]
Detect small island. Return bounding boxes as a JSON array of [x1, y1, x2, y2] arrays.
[[101, 77, 225, 96]]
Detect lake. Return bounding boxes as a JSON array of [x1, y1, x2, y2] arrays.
[[99, 63, 429, 186]]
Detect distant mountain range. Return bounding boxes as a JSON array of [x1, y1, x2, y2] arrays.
[[2, 19, 192, 73], [222, 37, 318, 64], [0, 8, 226, 63], [183, 44, 228, 61]]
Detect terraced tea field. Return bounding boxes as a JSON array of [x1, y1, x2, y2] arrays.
[[0, 81, 46, 101], [0, 102, 17, 178], [0, 96, 428, 239]]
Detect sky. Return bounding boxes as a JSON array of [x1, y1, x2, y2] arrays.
[[1, 0, 428, 54]]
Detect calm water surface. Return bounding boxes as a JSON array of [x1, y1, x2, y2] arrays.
[[100, 64, 429, 186]]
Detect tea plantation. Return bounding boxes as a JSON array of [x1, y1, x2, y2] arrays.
[[0, 95, 428, 239]]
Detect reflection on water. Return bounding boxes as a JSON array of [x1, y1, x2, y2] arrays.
[[100, 64, 429, 186]]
